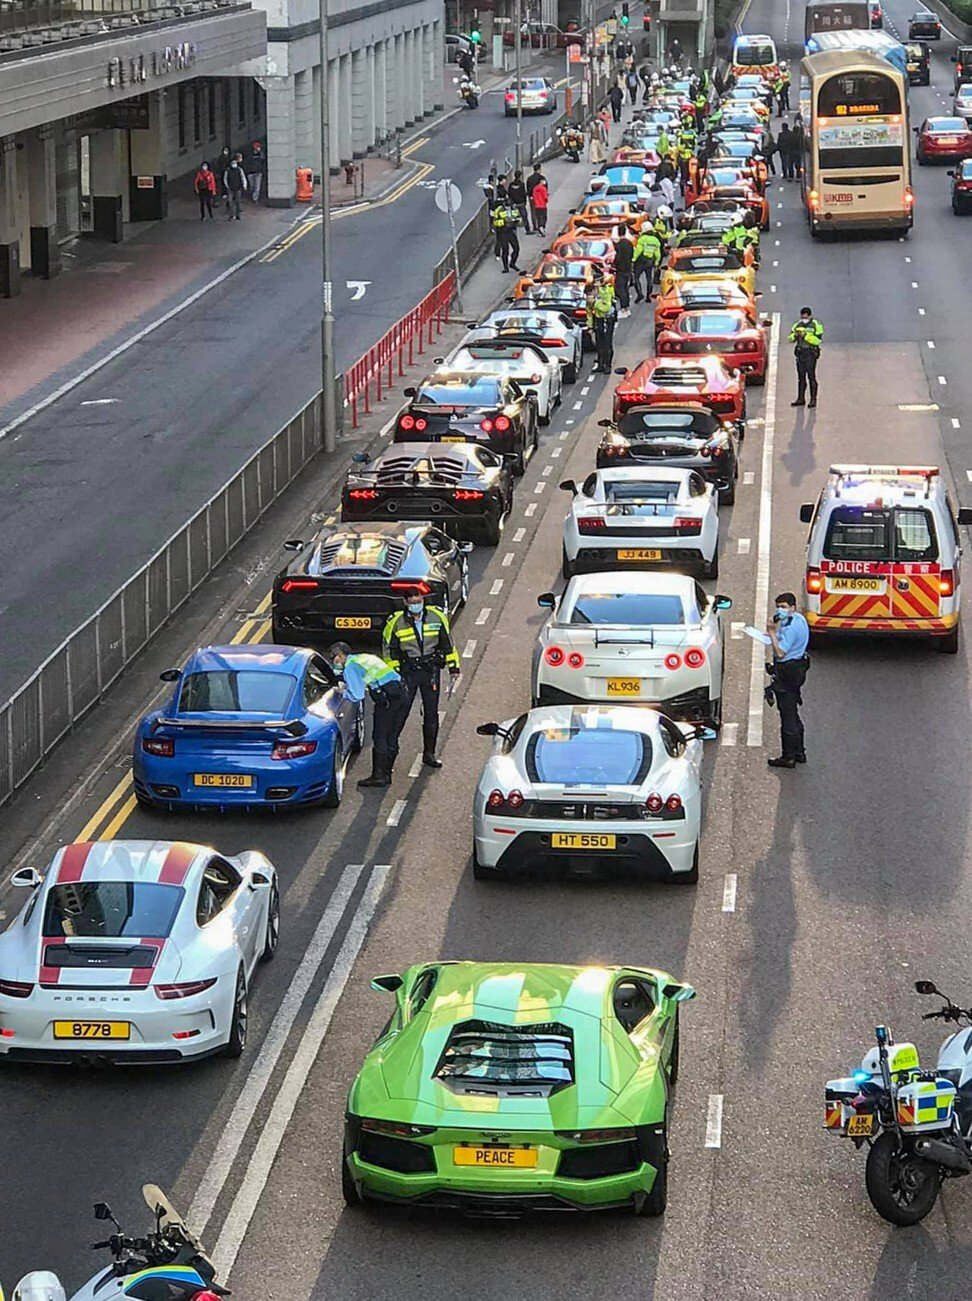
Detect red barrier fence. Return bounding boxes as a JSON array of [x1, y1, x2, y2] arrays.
[[344, 272, 456, 428]]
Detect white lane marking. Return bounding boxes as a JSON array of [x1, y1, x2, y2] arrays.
[[580, 385, 591, 395], [772, 260, 779, 267], [743, 470, 755, 485], [737, 537, 751, 555], [551, 446, 563, 458], [776, 201, 782, 208], [938, 376, 948, 386], [705, 1094, 724, 1149], [559, 430, 570, 439], [542, 464, 553, 477], [461, 638, 477, 658], [513, 527, 526, 541], [386, 798, 407, 827], [80, 398, 121, 406], [535, 481, 547, 493], [747, 314, 780, 748], [953, 419, 962, 430], [775, 220, 781, 227], [722, 873, 738, 912], [722, 723, 739, 746], [905, 256, 912, 263], [379, 413, 398, 437], [502, 551, 515, 567], [774, 239, 780, 246], [565, 419, 575, 426], [188, 861, 367, 1234], [324, 515, 337, 526], [731, 622, 745, 639], [525, 502, 537, 516], [490, 578, 504, 595], [911, 281, 919, 288], [927, 340, 936, 349], [212, 864, 391, 1281], [475, 608, 492, 625], [918, 308, 926, 316], [770, 285, 777, 294], [572, 400, 583, 410], [408, 753, 422, 778]]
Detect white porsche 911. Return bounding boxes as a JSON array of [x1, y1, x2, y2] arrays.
[[560, 466, 721, 579], [472, 705, 710, 884], [532, 573, 732, 726], [445, 339, 563, 425], [0, 840, 279, 1063]]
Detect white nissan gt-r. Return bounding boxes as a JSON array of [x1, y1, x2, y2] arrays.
[[560, 466, 721, 579], [473, 704, 710, 884], [532, 572, 732, 726], [0, 840, 279, 1063]]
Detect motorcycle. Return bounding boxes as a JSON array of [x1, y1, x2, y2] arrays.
[[824, 980, 972, 1226], [13, 1185, 228, 1301], [556, 124, 584, 163], [455, 76, 480, 109]]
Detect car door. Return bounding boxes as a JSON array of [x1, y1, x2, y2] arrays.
[[306, 655, 357, 752], [198, 856, 257, 974]]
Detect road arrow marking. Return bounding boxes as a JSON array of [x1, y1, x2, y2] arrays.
[[346, 280, 371, 300], [462, 139, 487, 149]]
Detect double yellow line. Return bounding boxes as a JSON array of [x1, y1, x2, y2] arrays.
[[77, 592, 274, 843]]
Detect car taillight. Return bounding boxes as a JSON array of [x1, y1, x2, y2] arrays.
[[809, 189, 820, 210], [940, 570, 955, 597], [272, 739, 318, 760], [454, 489, 485, 501], [528, 373, 543, 384], [567, 651, 585, 668], [556, 1126, 638, 1142], [399, 414, 415, 430], [154, 978, 218, 1000], [615, 393, 642, 408], [391, 580, 431, 593], [700, 445, 712, 458], [734, 341, 750, 352], [904, 186, 915, 207], [487, 788, 506, 808], [0, 980, 34, 998], [540, 337, 566, 346], [806, 567, 824, 595], [664, 653, 682, 670], [674, 516, 702, 534], [645, 793, 664, 813], [578, 516, 607, 531], [494, 415, 511, 431], [507, 789, 524, 808], [574, 308, 587, 318], [664, 340, 682, 351], [480, 418, 494, 433], [360, 1118, 437, 1137], [142, 737, 175, 757], [684, 646, 706, 669], [348, 489, 378, 500], [665, 793, 683, 813], [414, 417, 428, 431], [281, 578, 318, 593], [544, 645, 566, 666]]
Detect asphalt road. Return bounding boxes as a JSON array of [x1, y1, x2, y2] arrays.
[[0, 55, 578, 707], [5, 9, 972, 1299]]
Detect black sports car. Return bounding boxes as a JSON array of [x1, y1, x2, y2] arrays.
[[271, 523, 470, 644], [596, 403, 739, 505], [340, 441, 514, 546], [396, 371, 538, 474], [904, 40, 930, 85], [908, 10, 940, 38]]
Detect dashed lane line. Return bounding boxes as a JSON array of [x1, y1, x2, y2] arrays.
[[490, 579, 504, 595], [705, 1095, 724, 1149], [475, 608, 492, 625], [737, 538, 751, 555], [721, 723, 739, 747], [513, 528, 526, 541], [386, 799, 407, 827], [462, 638, 477, 658], [722, 874, 738, 913], [502, 552, 515, 566], [525, 503, 537, 516]]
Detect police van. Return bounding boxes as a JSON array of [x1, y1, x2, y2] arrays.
[[799, 465, 972, 653]]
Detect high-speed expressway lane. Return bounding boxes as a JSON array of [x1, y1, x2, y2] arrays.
[[5, 6, 972, 1298]]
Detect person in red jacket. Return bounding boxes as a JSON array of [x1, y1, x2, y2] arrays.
[[530, 177, 549, 235], [194, 161, 217, 220]]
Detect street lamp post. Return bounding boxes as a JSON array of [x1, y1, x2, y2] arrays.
[[318, 0, 338, 454], [514, 0, 523, 172]]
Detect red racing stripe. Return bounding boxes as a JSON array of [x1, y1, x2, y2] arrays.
[[56, 842, 95, 884], [158, 842, 196, 886], [129, 937, 165, 988]]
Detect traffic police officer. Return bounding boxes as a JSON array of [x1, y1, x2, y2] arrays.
[[765, 592, 810, 769], [382, 587, 461, 768], [632, 224, 662, 300], [788, 306, 824, 407], [327, 642, 408, 788], [587, 275, 618, 373]]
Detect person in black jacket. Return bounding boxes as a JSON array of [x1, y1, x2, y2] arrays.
[[507, 170, 530, 233], [608, 83, 624, 123], [613, 224, 634, 317]]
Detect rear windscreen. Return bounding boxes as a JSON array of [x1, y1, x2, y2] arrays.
[[823, 506, 938, 562], [528, 728, 649, 785], [680, 311, 744, 335], [179, 670, 295, 714], [618, 410, 711, 436], [43, 882, 184, 938], [570, 592, 687, 625], [417, 379, 501, 406]]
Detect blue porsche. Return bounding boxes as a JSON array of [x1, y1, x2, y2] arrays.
[[133, 645, 364, 811]]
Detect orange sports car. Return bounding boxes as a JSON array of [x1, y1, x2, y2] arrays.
[[512, 257, 607, 298], [613, 354, 747, 431], [659, 246, 757, 298], [653, 277, 760, 337], [565, 198, 648, 236], [656, 307, 769, 384], [548, 234, 618, 268]]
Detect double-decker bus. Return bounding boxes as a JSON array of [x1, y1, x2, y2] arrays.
[[800, 50, 913, 234], [804, 27, 908, 79], [805, 0, 870, 46]]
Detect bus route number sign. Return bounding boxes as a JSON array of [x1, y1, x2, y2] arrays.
[[834, 103, 881, 115]]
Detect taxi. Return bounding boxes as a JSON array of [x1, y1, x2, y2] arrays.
[[613, 354, 747, 433], [656, 307, 769, 384], [653, 277, 760, 337], [660, 246, 757, 299], [799, 464, 972, 654], [566, 199, 648, 235]]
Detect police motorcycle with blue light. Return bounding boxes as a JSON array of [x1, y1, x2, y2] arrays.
[[824, 981, 972, 1225]]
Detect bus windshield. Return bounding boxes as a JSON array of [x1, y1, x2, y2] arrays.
[[805, 0, 870, 40]]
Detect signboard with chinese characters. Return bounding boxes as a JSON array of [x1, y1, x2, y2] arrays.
[[107, 43, 196, 90]]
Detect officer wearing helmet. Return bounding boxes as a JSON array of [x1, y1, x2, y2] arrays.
[[13, 1275, 65, 1301], [382, 587, 460, 768]]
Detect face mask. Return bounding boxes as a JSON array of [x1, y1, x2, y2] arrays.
[[776, 607, 790, 620], [407, 603, 423, 616]]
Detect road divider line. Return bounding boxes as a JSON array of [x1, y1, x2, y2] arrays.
[[953, 418, 962, 430], [490, 579, 504, 595], [386, 799, 407, 827], [77, 771, 134, 841], [551, 446, 563, 458], [747, 313, 779, 748], [722, 874, 738, 912], [408, 754, 422, 778], [212, 862, 392, 1281], [542, 465, 553, 477], [188, 861, 368, 1236], [534, 482, 546, 494], [705, 1094, 724, 1148], [737, 538, 751, 555], [502, 552, 515, 566], [99, 793, 137, 841], [525, 503, 537, 517], [513, 528, 526, 541], [721, 723, 738, 746]]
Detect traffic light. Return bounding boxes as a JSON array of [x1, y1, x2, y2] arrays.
[[469, 21, 481, 43], [620, 2, 629, 24]]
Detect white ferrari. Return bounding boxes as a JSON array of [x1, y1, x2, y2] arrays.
[[0, 840, 279, 1063], [446, 339, 563, 425], [473, 705, 710, 884]]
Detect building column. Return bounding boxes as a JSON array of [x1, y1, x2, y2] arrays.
[[338, 53, 353, 164], [88, 128, 126, 242], [294, 67, 314, 167], [401, 29, 414, 125], [265, 74, 297, 206], [27, 126, 60, 278], [128, 89, 167, 224], [327, 57, 341, 173], [0, 136, 21, 297], [351, 47, 367, 157], [311, 63, 322, 164], [431, 19, 444, 110], [386, 35, 401, 133], [363, 45, 376, 150], [412, 29, 424, 121], [374, 40, 388, 140]]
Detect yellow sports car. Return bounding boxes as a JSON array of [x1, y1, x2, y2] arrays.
[[659, 248, 757, 299]]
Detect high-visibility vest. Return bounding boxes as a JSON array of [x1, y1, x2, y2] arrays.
[[491, 205, 507, 229], [788, 318, 824, 348], [589, 283, 616, 320], [382, 606, 460, 671], [347, 653, 400, 688], [633, 230, 662, 263]]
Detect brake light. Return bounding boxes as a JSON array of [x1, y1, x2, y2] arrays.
[[391, 581, 431, 593], [494, 415, 512, 432], [904, 186, 915, 208], [414, 417, 428, 431], [574, 308, 587, 318], [579, 517, 607, 531], [674, 517, 702, 534], [272, 739, 318, 760], [806, 567, 824, 595], [645, 793, 664, 813], [567, 651, 585, 668], [664, 340, 682, 352], [142, 737, 175, 757], [809, 189, 820, 210], [487, 789, 506, 808], [544, 645, 566, 666], [454, 489, 485, 501], [665, 793, 683, 813], [154, 978, 218, 1000], [539, 337, 566, 346], [700, 445, 712, 458], [684, 646, 706, 669], [0, 979, 34, 998], [348, 489, 378, 500], [529, 374, 543, 384], [486, 789, 524, 811], [664, 653, 682, 671], [480, 418, 494, 433], [399, 414, 415, 430], [734, 341, 750, 352], [940, 570, 955, 598], [507, 789, 524, 809], [281, 578, 318, 593]]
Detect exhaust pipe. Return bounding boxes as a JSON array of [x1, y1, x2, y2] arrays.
[[914, 1138, 972, 1174]]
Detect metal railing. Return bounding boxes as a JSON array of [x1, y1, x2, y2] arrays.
[[0, 0, 236, 40]]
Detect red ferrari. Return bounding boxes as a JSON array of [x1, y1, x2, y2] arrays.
[[613, 354, 747, 431], [656, 308, 769, 385]]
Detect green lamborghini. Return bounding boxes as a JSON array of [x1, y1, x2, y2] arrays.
[[342, 961, 695, 1216]]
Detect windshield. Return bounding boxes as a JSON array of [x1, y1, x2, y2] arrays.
[[735, 38, 775, 63], [417, 378, 502, 406], [43, 882, 184, 938], [960, 161, 972, 179], [528, 727, 649, 784], [618, 410, 711, 436], [178, 670, 296, 713], [680, 311, 744, 335], [823, 506, 938, 562], [570, 591, 688, 625], [680, 254, 742, 271], [604, 481, 679, 502]]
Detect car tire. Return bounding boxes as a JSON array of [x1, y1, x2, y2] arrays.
[[473, 845, 506, 881], [261, 882, 280, 961], [719, 475, 736, 506], [703, 549, 719, 579], [342, 1141, 362, 1207], [322, 740, 344, 808], [350, 706, 365, 754], [222, 968, 248, 1058], [936, 625, 960, 654], [707, 690, 723, 730], [482, 509, 503, 546], [637, 1127, 668, 1216], [135, 790, 161, 812], [750, 368, 766, 386], [562, 545, 574, 580], [674, 842, 700, 886], [539, 402, 551, 427]]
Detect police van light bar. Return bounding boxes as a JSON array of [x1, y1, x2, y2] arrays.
[[829, 464, 939, 478]]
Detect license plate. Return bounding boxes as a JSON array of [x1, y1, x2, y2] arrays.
[[617, 548, 662, 561], [550, 832, 616, 850], [453, 1146, 538, 1168], [606, 677, 642, 696], [441, 435, 466, 443], [335, 616, 372, 629], [827, 577, 884, 593], [847, 1113, 875, 1138], [53, 1021, 130, 1040], [193, 773, 254, 788]]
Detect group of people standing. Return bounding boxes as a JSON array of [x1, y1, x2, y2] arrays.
[[486, 163, 550, 273], [193, 142, 267, 221], [757, 118, 806, 180]]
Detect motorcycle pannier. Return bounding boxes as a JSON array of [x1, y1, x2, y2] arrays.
[[824, 1079, 859, 1133], [895, 1078, 957, 1132]]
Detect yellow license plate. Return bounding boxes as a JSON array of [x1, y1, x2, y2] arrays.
[[335, 616, 372, 629], [550, 832, 616, 850], [847, 1113, 875, 1138], [53, 1021, 130, 1040], [606, 678, 642, 696], [441, 435, 466, 443], [192, 773, 254, 788], [617, 548, 662, 561], [827, 577, 884, 592], [453, 1146, 538, 1168]]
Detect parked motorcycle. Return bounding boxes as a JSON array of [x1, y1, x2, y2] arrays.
[[556, 124, 584, 163], [456, 76, 480, 109], [824, 980, 972, 1225]]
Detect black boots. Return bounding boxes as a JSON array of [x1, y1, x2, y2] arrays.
[[358, 753, 392, 788], [423, 752, 443, 769]]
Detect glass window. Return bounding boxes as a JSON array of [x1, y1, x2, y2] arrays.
[[893, 508, 937, 560], [253, 79, 262, 120], [208, 82, 217, 139], [196, 859, 240, 926], [604, 480, 678, 502], [823, 507, 890, 561], [178, 670, 296, 714], [435, 1020, 574, 1094], [928, 117, 967, 132], [570, 591, 687, 625], [192, 83, 201, 144], [238, 80, 246, 127], [302, 665, 332, 706], [416, 378, 502, 406], [735, 38, 775, 63], [680, 311, 743, 335], [528, 727, 649, 785], [44, 883, 183, 938], [818, 69, 902, 115], [961, 161, 972, 179]]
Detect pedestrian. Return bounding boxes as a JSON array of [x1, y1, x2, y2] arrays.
[[587, 274, 618, 373], [245, 140, 266, 203], [508, 169, 530, 233], [215, 145, 233, 208], [193, 161, 216, 220], [526, 162, 548, 232], [326, 643, 409, 788], [656, 170, 676, 207], [764, 593, 810, 769], [608, 82, 624, 123], [223, 156, 247, 218], [589, 127, 606, 165], [613, 223, 633, 316], [778, 62, 791, 113], [788, 306, 823, 407], [762, 125, 778, 176], [639, 62, 652, 103], [458, 48, 474, 79], [791, 114, 806, 177], [382, 587, 461, 768], [530, 175, 549, 234], [778, 122, 795, 179], [625, 66, 639, 105], [669, 36, 682, 65]]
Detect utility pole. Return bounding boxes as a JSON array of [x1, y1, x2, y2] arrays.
[[318, 0, 338, 453], [514, 0, 523, 172]]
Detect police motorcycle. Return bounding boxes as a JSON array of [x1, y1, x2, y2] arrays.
[[555, 123, 584, 163], [824, 981, 972, 1226], [455, 75, 480, 109], [13, 1185, 229, 1301]]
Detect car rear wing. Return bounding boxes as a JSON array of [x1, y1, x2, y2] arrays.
[[152, 716, 309, 736], [581, 499, 680, 514]]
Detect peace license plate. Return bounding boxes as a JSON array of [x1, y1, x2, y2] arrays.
[[827, 576, 884, 593], [53, 1021, 130, 1040], [453, 1147, 538, 1168], [193, 773, 254, 788], [550, 832, 616, 850], [847, 1113, 875, 1138], [617, 548, 662, 561], [606, 678, 642, 696], [335, 616, 372, 629]]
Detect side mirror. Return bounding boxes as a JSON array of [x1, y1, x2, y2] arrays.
[[915, 980, 940, 996], [662, 982, 697, 1002], [947, 170, 956, 178], [433, 356, 445, 364], [10, 867, 42, 889], [714, 595, 732, 610], [371, 973, 404, 994], [761, 317, 773, 327], [526, 388, 539, 399], [695, 726, 718, 741], [351, 451, 370, 463], [559, 478, 577, 494], [537, 592, 557, 608], [958, 507, 972, 525], [458, 540, 475, 553], [464, 320, 479, 329], [93, 1202, 117, 1223], [568, 207, 577, 214], [799, 503, 814, 524], [403, 386, 416, 397], [476, 722, 500, 736], [159, 668, 180, 683], [250, 870, 272, 889]]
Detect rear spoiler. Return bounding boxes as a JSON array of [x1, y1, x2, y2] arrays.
[[581, 500, 679, 514], [152, 716, 309, 736]]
